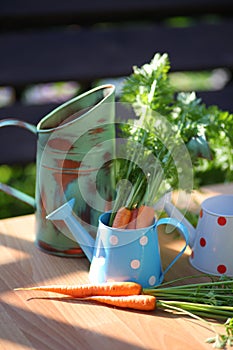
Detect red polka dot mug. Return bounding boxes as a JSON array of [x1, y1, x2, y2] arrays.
[[165, 194, 233, 276], [47, 198, 189, 288]]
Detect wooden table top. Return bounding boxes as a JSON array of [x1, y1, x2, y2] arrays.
[[1, 183, 233, 350]]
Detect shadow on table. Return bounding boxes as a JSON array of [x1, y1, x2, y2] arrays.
[[0, 300, 159, 350]]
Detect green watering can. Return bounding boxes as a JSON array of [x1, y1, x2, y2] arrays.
[[0, 85, 116, 257]]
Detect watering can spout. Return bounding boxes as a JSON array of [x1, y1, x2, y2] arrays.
[[46, 199, 95, 261], [164, 198, 196, 248]]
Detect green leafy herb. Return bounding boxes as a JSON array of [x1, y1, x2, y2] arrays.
[[206, 318, 233, 349], [110, 53, 233, 224]]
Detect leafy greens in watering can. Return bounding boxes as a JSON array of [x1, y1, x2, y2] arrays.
[[109, 53, 233, 227]]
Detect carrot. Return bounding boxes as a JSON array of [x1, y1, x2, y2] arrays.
[[14, 281, 142, 297], [136, 205, 155, 229], [83, 295, 156, 311], [126, 208, 138, 229], [112, 207, 132, 228]]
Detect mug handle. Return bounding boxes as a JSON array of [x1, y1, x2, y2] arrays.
[[156, 217, 189, 279], [0, 119, 37, 208]]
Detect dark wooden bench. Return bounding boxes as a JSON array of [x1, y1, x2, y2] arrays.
[[1, 0, 233, 164]]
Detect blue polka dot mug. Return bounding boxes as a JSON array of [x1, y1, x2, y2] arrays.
[[47, 199, 189, 287]]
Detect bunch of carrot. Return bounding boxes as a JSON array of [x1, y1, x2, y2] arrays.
[[108, 137, 163, 230], [111, 205, 155, 229], [14, 281, 156, 311]]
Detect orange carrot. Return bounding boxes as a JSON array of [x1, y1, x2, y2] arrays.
[[112, 207, 132, 228], [136, 205, 155, 229], [14, 281, 142, 297], [126, 208, 138, 229], [83, 295, 156, 311]]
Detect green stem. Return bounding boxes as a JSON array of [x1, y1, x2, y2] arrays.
[[157, 301, 211, 323], [145, 279, 233, 292], [144, 168, 164, 205], [158, 300, 233, 320], [151, 291, 233, 300], [126, 174, 146, 208]]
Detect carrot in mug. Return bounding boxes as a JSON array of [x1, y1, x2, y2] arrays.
[[83, 295, 156, 311], [112, 207, 132, 228], [14, 281, 142, 297], [126, 208, 138, 229], [136, 205, 155, 229]]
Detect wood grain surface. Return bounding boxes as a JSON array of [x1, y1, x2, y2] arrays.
[[1, 183, 233, 350]]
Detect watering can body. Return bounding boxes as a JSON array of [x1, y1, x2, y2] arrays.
[[89, 212, 165, 287], [0, 85, 116, 256], [47, 199, 189, 288]]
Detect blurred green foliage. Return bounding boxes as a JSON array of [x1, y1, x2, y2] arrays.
[[0, 163, 36, 219]]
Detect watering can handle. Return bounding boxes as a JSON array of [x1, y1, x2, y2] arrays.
[[0, 119, 37, 208], [156, 217, 189, 280]]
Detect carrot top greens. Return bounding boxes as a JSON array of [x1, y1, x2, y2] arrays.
[[143, 275, 233, 320], [109, 53, 233, 225]]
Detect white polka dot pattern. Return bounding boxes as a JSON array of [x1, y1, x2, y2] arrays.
[[130, 259, 140, 269], [149, 276, 156, 286], [109, 235, 119, 245], [140, 236, 148, 246]]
